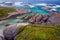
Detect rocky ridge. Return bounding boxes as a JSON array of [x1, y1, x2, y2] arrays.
[[24, 12, 60, 24]]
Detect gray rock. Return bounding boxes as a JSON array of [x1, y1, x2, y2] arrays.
[[47, 14, 60, 24], [5, 24, 10, 26], [3, 24, 20, 40], [41, 15, 49, 23], [0, 36, 5, 40], [35, 14, 43, 24], [28, 14, 49, 24], [3, 23, 29, 40], [29, 14, 38, 24]]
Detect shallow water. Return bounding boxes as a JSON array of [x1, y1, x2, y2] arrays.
[[0, 18, 23, 31], [0, 18, 24, 36], [0, 24, 5, 36]]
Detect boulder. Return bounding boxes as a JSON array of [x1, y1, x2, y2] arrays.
[[28, 14, 39, 24], [3, 23, 29, 40], [0, 36, 5, 40], [26, 14, 49, 24], [24, 12, 60, 24], [3, 24, 20, 40], [47, 13, 60, 24], [35, 14, 43, 24], [5, 24, 10, 26], [41, 14, 49, 24]]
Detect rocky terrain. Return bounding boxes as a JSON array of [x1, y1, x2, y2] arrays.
[[24, 12, 60, 24], [2, 24, 60, 40], [25, 13, 49, 24], [47, 12, 60, 24]]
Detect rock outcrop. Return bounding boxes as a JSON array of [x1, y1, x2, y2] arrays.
[[47, 12, 60, 24], [24, 12, 60, 24], [3, 24, 19, 40], [25, 13, 49, 24], [0, 36, 5, 40], [3, 23, 29, 40]]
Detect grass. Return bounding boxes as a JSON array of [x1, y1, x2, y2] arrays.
[[0, 7, 16, 18], [15, 24, 60, 40]]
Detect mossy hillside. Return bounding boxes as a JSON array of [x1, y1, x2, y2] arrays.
[[0, 7, 16, 18], [15, 24, 60, 40]]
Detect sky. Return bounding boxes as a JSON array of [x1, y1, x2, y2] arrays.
[[0, 0, 59, 2]]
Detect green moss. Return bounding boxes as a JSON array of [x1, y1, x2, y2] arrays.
[[0, 7, 16, 18], [15, 24, 60, 40]]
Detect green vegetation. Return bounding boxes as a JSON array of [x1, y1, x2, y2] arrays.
[[15, 24, 60, 40], [0, 7, 16, 18]]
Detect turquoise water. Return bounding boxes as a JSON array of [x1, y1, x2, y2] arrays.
[[23, 6, 49, 14], [56, 8, 60, 12], [0, 18, 22, 34], [0, 18, 23, 28]]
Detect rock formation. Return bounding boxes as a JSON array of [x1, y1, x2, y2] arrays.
[[24, 12, 60, 24], [0, 36, 5, 40], [3, 24, 19, 40], [25, 13, 49, 24], [47, 12, 60, 24], [3, 23, 29, 40]]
